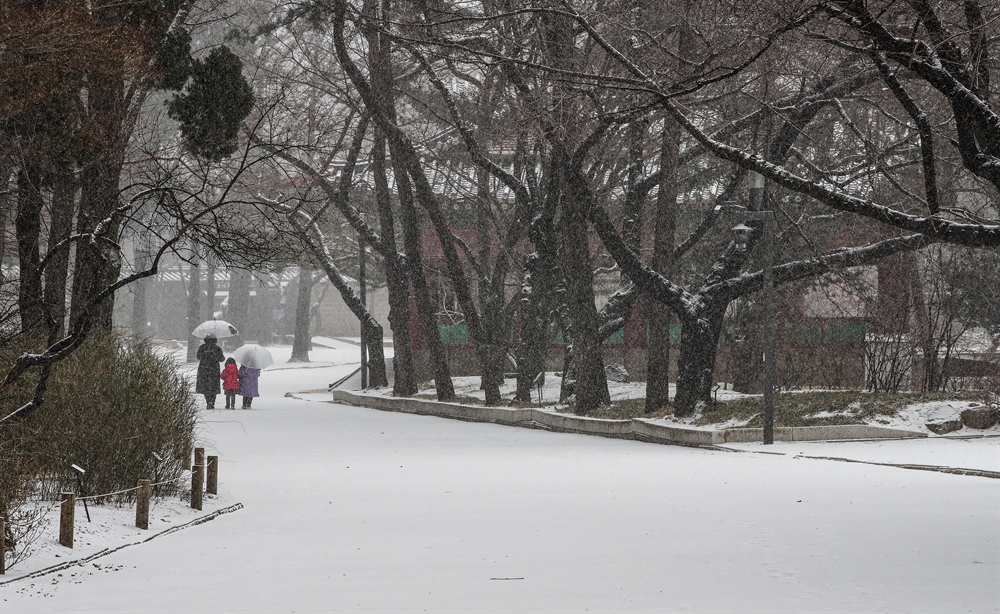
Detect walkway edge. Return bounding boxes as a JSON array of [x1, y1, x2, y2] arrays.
[[330, 390, 926, 446], [0, 503, 244, 585]]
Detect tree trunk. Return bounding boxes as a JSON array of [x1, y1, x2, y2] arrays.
[[70, 165, 124, 331], [559, 156, 610, 413], [314, 258, 388, 387], [558, 306, 576, 403], [478, 297, 507, 406], [673, 305, 725, 416], [363, 0, 415, 395], [391, 148, 454, 400], [290, 267, 313, 362], [475, 166, 507, 406], [185, 254, 201, 362], [227, 268, 252, 348], [333, 0, 448, 397], [373, 131, 417, 395], [0, 161, 11, 287], [516, 163, 563, 403], [289, 208, 389, 388], [42, 168, 75, 340], [70, 73, 126, 332], [131, 227, 152, 338], [16, 165, 44, 333], [645, 114, 680, 412], [204, 254, 217, 323], [514, 254, 558, 402]]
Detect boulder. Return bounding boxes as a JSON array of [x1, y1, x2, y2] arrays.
[[605, 363, 629, 383], [926, 420, 963, 435], [960, 407, 999, 430]]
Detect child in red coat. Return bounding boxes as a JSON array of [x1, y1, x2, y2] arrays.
[[220, 357, 240, 409]]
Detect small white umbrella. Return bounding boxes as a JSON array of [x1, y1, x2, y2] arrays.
[[191, 319, 239, 339], [232, 344, 274, 369]]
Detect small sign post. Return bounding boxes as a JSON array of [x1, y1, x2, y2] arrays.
[[71, 464, 91, 522]]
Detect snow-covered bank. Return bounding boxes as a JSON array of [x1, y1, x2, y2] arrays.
[[2, 342, 997, 613], [373, 373, 1000, 438]]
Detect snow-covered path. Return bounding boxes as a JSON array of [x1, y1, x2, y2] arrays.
[[2, 342, 998, 613]]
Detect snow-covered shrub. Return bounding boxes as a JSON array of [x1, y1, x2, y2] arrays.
[[0, 333, 198, 568], [0, 430, 50, 570], [26, 333, 198, 502]]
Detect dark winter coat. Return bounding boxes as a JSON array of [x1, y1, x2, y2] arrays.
[[238, 365, 260, 398], [220, 363, 240, 391], [196, 340, 225, 395]]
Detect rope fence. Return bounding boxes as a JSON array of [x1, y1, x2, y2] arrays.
[[76, 474, 191, 503], [1, 446, 222, 573], [36, 470, 192, 513]]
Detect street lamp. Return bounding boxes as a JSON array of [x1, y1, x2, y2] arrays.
[[724, 203, 776, 444], [731, 223, 753, 251]]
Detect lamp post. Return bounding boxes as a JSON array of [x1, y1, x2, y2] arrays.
[[724, 193, 775, 444]]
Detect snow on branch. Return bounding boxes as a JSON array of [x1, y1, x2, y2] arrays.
[[706, 233, 938, 300]]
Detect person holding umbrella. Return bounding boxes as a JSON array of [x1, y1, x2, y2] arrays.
[[196, 335, 225, 409], [233, 344, 273, 409], [238, 364, 260, 409]]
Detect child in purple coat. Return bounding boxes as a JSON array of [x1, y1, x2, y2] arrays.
[[238, 365, 260, 409]]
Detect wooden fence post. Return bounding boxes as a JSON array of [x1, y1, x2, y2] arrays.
[[59, 492, 74, 548], [191, 448, 205, 511], [135, 479, 151, 530], [1, 516, 6, 575], [206, 456, 218, 495], [191, 464, 204, 511]]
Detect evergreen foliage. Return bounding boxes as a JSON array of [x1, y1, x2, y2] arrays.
[[168, 46, 255, 161]]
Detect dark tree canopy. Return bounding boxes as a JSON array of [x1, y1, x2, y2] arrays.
[[168, 47, 255, 161]]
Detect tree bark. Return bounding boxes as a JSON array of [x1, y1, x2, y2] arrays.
[[286, 207, 389, 388], [373, 130, 417, 395], [559, 154, 610, 412], [516, 161, 565, 403], [290, 267, 313, 362], [645, 114, 680, 412], [514, 252, 560, 402], [70, 73, 126, 332], [475, 166, 507, 406], [43, 168, 75, 340], [203, 254, 217, 323], [131, 226, 152, 338], [16, 165, 44, 333], [673, 304, 726, 416], [227, 268, 251, 348], [364, 0, 416, 395], [0, 161, 11, 288], [393, 155, 454, 400], [185, 253, 201, 362]]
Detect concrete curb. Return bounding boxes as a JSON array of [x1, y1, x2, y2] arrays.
[[330, 390, 926, 446], [724, 424, 927, 442]]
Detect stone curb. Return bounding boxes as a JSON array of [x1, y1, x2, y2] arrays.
[[330, 391, 926, 446]]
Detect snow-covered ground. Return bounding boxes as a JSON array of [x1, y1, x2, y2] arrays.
[[383, 371, 1000, 437], [1, 339, 998, 612]]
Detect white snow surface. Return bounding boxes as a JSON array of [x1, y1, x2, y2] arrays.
[[1, 340, 997, 612], [385, 374, 1000, 436]]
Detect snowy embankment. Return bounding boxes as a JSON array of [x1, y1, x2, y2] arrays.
[[365, 371, 1000, 437], [2, 338, 997, 613]]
